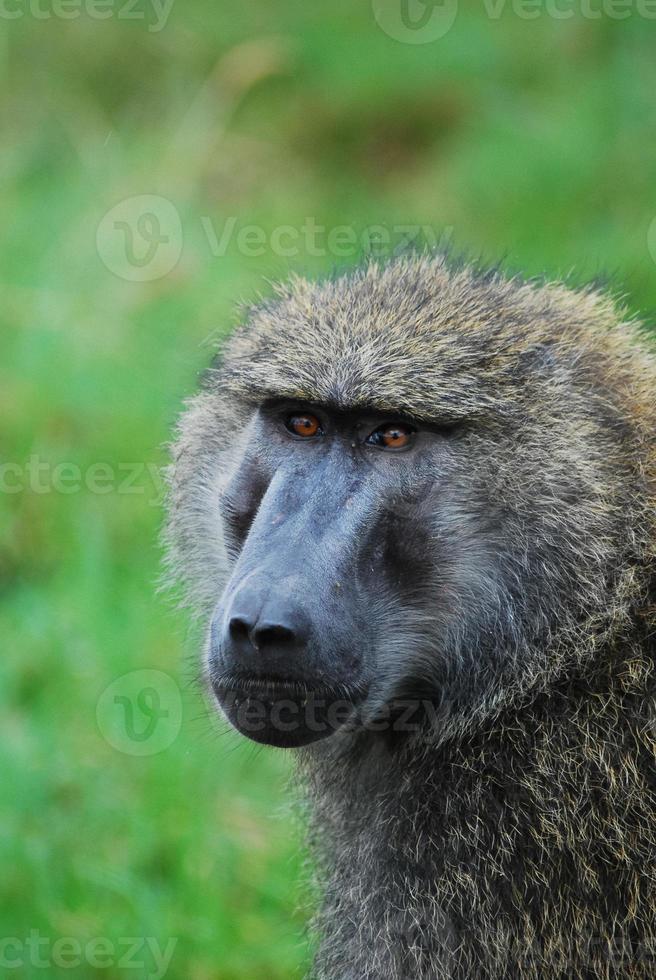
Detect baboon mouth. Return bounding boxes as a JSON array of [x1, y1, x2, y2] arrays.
[[210, 675, 366, 748]]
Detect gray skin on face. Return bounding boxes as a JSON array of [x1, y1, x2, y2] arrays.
[[165, 255, 656, 979], [208, 399, 489, 747]]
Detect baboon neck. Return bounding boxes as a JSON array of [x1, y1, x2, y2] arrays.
[[303, 648, 656, 979]]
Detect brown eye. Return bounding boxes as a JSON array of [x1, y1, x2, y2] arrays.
[[367, 422, 415, 450], [285, 413, 322, 438]]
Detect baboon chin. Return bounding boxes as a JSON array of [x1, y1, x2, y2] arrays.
[[166, 255, 656, 978]]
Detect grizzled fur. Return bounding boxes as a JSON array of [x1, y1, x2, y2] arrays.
[[166, 255, 656, 978]]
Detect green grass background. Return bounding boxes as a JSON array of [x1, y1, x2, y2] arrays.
[[1, 3, 655, 977]]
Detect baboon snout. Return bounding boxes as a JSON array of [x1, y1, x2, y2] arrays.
[[208, 565, 369, 748], [216, 582, 312, 685]]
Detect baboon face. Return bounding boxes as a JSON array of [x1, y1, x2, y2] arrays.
[[172, 259, 643, 750], [208, 397, 506, 748]]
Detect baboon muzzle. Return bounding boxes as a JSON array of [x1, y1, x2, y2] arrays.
[[208, 458, 374, 747]]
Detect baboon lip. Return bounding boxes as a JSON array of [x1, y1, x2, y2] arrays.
[[216, 675, 323, 699], [210, 675, 366, 748], [211, 672, 367, 703]]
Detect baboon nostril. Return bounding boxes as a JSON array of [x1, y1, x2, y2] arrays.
[[228, 614, 297, 650], [228, 616, 252, 643], [253, 623, 296, 648]]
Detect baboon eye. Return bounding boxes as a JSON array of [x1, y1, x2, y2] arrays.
[[285, 413, 323, 438], [367, 422, 416, 450]]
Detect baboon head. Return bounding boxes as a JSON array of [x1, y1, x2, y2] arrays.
[[167, 256, 655, 749]]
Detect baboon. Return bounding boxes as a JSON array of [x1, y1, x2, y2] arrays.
[[166, 254, 656, 979]]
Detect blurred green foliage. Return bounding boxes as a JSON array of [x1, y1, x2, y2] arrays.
[[1, 2, 655, 977]]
